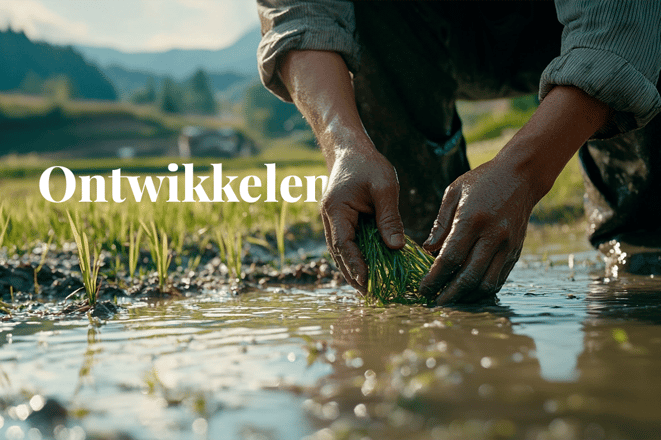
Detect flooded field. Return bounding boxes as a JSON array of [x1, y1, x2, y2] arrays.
[[2, 232, 661, 440]]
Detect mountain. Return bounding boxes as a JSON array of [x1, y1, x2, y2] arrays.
[[75, 27, 262, 79], [0, 28, 117, 100]]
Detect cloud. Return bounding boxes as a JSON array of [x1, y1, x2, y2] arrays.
[[142, 0, 259, 51], [0, 0, 258, 52], [0, 0, 89, 44]]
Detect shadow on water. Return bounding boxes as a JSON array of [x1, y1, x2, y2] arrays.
[[1, 252, 661, 439]]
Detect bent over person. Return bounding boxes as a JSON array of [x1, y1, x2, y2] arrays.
[[256, 1, 661, 304]]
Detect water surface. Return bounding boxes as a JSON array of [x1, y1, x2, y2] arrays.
[[2, 242, 661, 439]]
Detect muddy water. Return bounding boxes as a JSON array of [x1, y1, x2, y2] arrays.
[[2, 246, 661, 439]]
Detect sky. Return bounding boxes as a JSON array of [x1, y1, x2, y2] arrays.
[[0, 0, 260, 52]]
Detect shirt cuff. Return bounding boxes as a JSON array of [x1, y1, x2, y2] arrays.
[[539, 47, 661, 136], [258, 21, 359, 102]]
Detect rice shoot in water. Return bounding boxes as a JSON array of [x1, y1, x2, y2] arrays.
[[356, 216, 435, 306]]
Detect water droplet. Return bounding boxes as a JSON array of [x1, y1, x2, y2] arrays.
[[192, 418, 208, 435], [29, 395, 45, 412], [353, 403, 367, 418]]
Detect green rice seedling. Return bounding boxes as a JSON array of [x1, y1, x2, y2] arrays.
[[233, 233, 243, 279], [127, 221, 144, 280], [0, 204, 10, 250], [186, 233, 211, 272], [173, 212, 187, 265], [140, 220, 172, 291], [356, 216, 435, 306], [33, 231, 55, 295], [0, 299, 12, 316], [67, 211, 102, 305], [276, 202, 288, 269], [245, 235, 274, 253], [213, 228, 243, 281]]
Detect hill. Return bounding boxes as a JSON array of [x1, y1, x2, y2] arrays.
[[0, 28, 117, 101], [76, 27, 262, 79]]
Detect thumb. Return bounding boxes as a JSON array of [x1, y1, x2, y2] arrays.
[[374, 191, 405, 250]]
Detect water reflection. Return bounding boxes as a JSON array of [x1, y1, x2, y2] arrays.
[[301, 262, 661, 439]]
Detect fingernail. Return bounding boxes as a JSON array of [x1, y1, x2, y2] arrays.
[[390, 233, 405, 247], [423, 234, 434, 247]]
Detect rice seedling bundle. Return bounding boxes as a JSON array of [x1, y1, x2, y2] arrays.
[[356, 216, 435, 306]]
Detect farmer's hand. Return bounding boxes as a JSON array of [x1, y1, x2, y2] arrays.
[[419, 85, 612, 305], [418, 154, 535, 303], [320, 144, 404, 291]]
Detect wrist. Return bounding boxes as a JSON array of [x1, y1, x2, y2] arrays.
[[320, 125, 378, 169], [497, 85, 611, 202], [496, 135, 560, 203]]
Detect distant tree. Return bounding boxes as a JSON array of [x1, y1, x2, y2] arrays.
[[185, 69, 217, 115], [19, 71, 43, 95], [43, 75, 74, 103], [131, 76, 157, 104], [160, 77, 183, 114], [243, 80, 305, 137]]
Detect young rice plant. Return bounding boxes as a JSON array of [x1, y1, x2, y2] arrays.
[[141, 220, 172, 291], [356, 216, 435, 306], [67, 211, 102, 305]]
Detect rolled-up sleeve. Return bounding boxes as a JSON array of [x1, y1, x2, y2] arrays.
[[540, 0, 661, 135], [257, 0, 359, 102]]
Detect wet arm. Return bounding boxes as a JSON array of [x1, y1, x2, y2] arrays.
[[279, 50, 372, 169]]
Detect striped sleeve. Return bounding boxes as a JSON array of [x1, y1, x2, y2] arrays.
[[540, 0, 661, 135], [256, 0, 358, 102]]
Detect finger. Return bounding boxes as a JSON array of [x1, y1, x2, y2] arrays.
[[322, 212, 359, 290], [423, 186, 460, 253], [434, 240, 495, 305], [497, 251, 521, 287], [337, 251, 366, 293], [461, 249, 509, 303], [321, 211, 363, 292], [418, 220, 478, 299], [371, 184, 405, 249], [328, 211, 369, 290], [321, 209, 333, 258]]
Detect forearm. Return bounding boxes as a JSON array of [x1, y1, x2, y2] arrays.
[[498, 85, 612, 201], [278, 50, 374, 169]]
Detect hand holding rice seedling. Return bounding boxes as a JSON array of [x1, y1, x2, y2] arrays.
[[356, 216, 435, 306]]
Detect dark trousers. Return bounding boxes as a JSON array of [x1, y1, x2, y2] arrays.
[[352, 1, 661, 248]]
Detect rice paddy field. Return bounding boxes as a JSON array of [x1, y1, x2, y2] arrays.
[[2, 138, 661, 440]]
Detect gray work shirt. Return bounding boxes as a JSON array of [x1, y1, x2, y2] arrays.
[[257, 0, 661, 134]]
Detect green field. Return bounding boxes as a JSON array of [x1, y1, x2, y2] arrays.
[[0, 94, 588, 306]]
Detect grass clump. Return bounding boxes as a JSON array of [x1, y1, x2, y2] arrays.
[[356, 216, 434, 306]]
